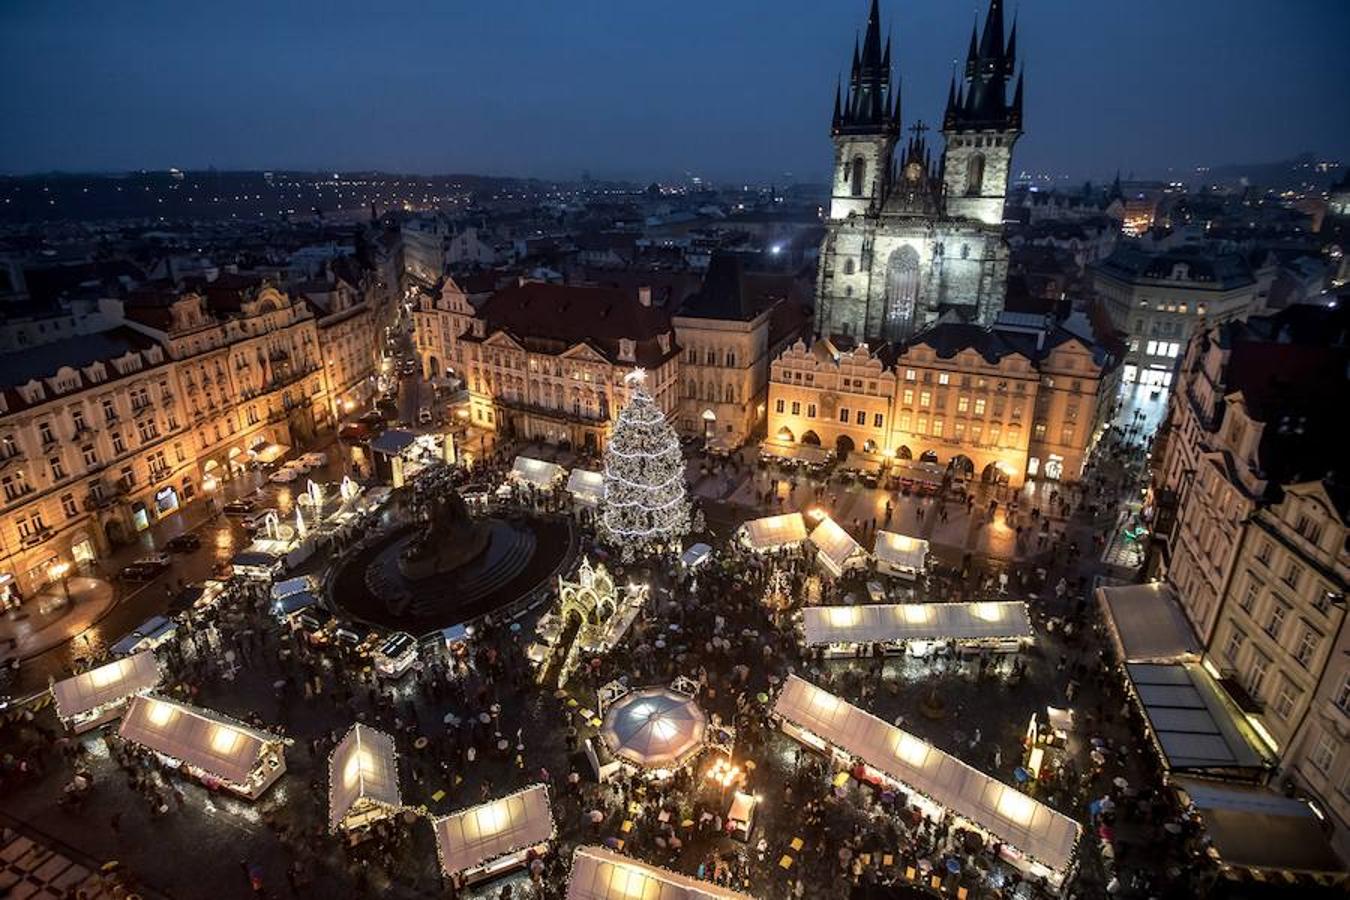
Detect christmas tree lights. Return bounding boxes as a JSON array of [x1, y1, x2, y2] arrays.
[[600, 370, 690, 552]]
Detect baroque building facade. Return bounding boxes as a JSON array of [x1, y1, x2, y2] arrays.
[[816, 0, 1023, 344], [1152, 303, 1349, 860]]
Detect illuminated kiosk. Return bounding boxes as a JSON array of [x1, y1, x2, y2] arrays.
[[772, 675, 1080, 892], [119, 695, 287, 800], [531, 558, 648, 688], [807, 516, 866, 577], [600, 687, 707, 779], [510, 456, 567, 491], [328, 724, 402, 833], [50, 651, 160, 733], [802, 601, 1031, 658], [566, 845, 755, 900], [737, 512, 807, 553], [872, 530, 929, 580], [566, 468, 605, 507], [432, 784, 554, 886]]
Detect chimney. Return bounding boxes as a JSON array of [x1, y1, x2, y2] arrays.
[[638, 286, 652, 307]]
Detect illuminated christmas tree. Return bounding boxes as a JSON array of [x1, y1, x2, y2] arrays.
[[601, 370, 689, 553]]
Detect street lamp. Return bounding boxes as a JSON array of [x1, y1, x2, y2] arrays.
[[48, 561, 72, 605]]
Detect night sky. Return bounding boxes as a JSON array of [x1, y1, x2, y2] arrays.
[[2, 0, 1347, 184]]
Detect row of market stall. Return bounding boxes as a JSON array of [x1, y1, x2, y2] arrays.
[[737, 512, 929, 580], [772, 674, 1082, 891], [801, 601, 1032, 657], [508, 455, 606, 506]]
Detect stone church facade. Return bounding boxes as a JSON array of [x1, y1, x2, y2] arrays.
[[815, 0, 1023, 344]]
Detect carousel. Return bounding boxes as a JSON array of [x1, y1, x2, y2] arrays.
[[600, 686, 708, 776]]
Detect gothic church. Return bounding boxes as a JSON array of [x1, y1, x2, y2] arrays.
[[816, 0, 1023, 344]]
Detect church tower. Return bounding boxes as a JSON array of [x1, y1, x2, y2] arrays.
[[941, 0, 1022, 225], [828, 0, 900, 221]]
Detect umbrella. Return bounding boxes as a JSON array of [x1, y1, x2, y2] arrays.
[[414, 737, 429, 750], [755, 692, 769, 704], [510, 622, 522, 632], [945, 858, 961, 874], [1013, 767, 1030, 783], [588, 810, 605, 823], [1113, 776, 1129, 789], [478, 712, 491, 723], [443, 713, 461, 726], [604, 836, 621, 849]]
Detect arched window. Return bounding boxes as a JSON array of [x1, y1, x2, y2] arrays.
[[843, 258, 855, 275], [965, 153, 985, 196], [850, 156, 866, 197], [883, 245, 921, 342]]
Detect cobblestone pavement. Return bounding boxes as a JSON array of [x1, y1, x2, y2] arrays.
[[0, 384, 1193, 900]]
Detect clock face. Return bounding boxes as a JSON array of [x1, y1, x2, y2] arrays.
[[905, 162, 922, 182]]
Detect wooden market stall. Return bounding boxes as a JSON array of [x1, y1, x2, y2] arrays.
[[807, 516, 866, 577], [328, 723, 402, 832], [50, 651, 161, 733], [433, 784, 554, 885], [565, 845, 755, 899], [801, 601, 1031, 656], [738, 513, 807, 553], [872, 530, 929, 579]]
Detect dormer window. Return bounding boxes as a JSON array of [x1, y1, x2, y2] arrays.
[[618, 338, 636, 362]]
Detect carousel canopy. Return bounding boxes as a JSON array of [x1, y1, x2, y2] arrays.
[[1124, 663, 1272, 776], [1096, 583, 1201, 664], [328, 723, 401, 831], [120, 695, 279, 787], [601, 687, 707, 770], [802, 602, 1031, 646], [873, 531, 929, 572], [51, 651, 160, 721], [808, 516, 865, 575], [740, 513, 807, 552], [433, 784, 554, 877], [773, 675, 1080, 879], [566, 845, 755, 900], [1171, 777, 1346, 877], [512, 456, 566, 488], [566, 468, 605, 503]]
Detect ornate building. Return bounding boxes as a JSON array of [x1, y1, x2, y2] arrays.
[[816, 0, 1023, 343]]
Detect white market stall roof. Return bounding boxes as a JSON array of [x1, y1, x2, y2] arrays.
[[1096, 583, 1201, 664], [600, 687, 708, 770], [808, 517, 865, 574], [566, 468, 605, 503], [512, 456, 566, 488], [802, 601, 1031, 646], [250, 442, 289, 464], [566, 845, 755, 900], [328, 723, 402, 831], [51, 651, 160, 721], [759, 439, 831, 466], [773, 675, 1080, 879], [740, 513, 807, 551], [873, 531, 929, 572], [1171, 777, 1347, 878], [1123, 663, 1273, 776], [433, 784, 554, 877], [120, 695, 281, 788]]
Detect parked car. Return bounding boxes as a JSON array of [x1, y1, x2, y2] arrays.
[[241, 509, 278, 532], [164, 533, 201, 553], [268, 467, 299, 484], [120, 553, 170, 580], [222, 499, 256, 516]]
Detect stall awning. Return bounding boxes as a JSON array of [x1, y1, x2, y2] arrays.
[[512, 456, 566, 489], [740, 513, 807, 551], [1172, 777, 1346, 878], [1096, 583, 1201, 664], [802, 602, 1031, 646], [370, 429, 416, 456], [328, 724, 401, 831], [566, 845, 755, 900], [566, 468, 605, 503], [759, 439, 831, 466], [773, 675, 1080, 880], [271, 576, 318, 601], [434, 784, 554, 877], [250, 443, 289, 464], [51, 651, 160, 721], [808, 517, 865, 575], [274, 591, 320, 618], [120, 695, 279, 787], [873, 531, 929, 573], [1124, 663, 1273, 776]]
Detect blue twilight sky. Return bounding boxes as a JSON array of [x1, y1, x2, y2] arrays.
[[1, 0, 1347, 184]]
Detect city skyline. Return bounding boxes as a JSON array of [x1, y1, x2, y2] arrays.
[[2, 0, 1348, 183]]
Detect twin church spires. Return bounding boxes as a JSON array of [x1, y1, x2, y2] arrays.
[[945, 0, 1023, 133], [832, 0, 900, 137]]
